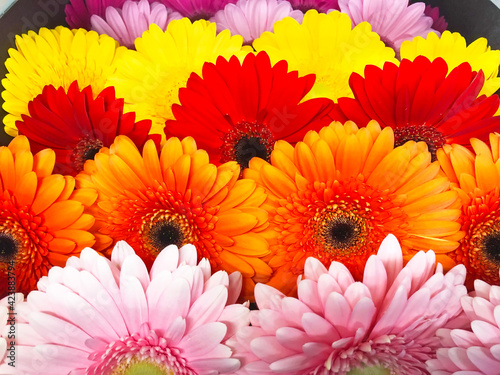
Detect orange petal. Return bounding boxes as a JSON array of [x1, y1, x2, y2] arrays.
[[31, 175, 65, 214], [43, 201, 84, 231]]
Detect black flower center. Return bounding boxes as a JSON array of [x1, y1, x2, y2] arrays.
[[220, 121, 275, 171], [189, 11, 212, 22], [393, 125, 446, 162], [235, 136, 269, 169], [0, 233, 18, 262], [323, 217, 361, 250], [148, 220, 184, 252], [482, 232, 500, 264], [73, 137, 104, 173]]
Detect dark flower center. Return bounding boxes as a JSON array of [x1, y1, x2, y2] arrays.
[[189, 11, 212, 22], [323, 217, 361, 249], [220, 121, 275, 171], [73, 137, 104, 172], [482, 231, 500, 264], [393, 125, 446, 161], [148, 219, 184, 252], [234, 137, 269, 169], [0, 233, 18, 262]]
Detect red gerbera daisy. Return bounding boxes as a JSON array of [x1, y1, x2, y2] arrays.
[[330, 56, 500, 160], [16, 81, 160, 176], [166, 52, 334, 171]]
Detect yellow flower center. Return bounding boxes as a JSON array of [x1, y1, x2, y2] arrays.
[[348, 365, 392, 375], [112, 358, 175, 375]]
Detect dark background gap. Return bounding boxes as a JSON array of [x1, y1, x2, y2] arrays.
[[0, 0, 499, 146]]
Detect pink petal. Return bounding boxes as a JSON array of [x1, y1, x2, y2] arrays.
[[185, 285, 228, 333], [376, 234, 403, 286], [304, 257, 328, 281], [254, 283, 285, 310], [467, 346, 500, 373], [362, 255, 388, 308], [297, 279, 323, 314], [250, 336, 296, 363], [177, 321, 227, 359], [471, 320, 500, 347]]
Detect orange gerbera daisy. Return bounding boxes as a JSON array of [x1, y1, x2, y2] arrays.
[[437, 133, 500, 286], [244, 121, 463, 295], [0, 136, 98, 297], [76, 135, 272, 299]]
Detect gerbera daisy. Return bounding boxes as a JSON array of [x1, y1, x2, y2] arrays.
[[76, 135, 272, 299], [253, 9, 396, 102], [330, 56, 500, 161], [91, 0, 182, 49], [65, 0, 126, 29], [166, 52, 334, 171], [228, 234, 467, 374], [244, 121, 462, 295], [424, 4, 448, 34], [0, 136, 98, 297], [16, 81, 159, 176], [158, 0, 237, 20], [338, 0, 437, 52], [437, 133, 500, 286], [400, 30, 500, 97], [288, 0, 339, 12], [16, 241, 250, 374], [426, 276, 500, 374], [1, 26, 125, 137], [107, 19, 250, 142], [211, 0, 304, 45]]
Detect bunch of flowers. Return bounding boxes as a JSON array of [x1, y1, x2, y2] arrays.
[[1, 0, 500, 373]]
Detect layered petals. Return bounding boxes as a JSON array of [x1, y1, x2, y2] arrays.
[[0, 136, 98, 296], [16, 241, 249, 374], [76, 135, 272, 299], [400, 30, 500, 97], [107, 19, 250, 141], [426, 276, 500, 374], [338, 0, 437, 52], [253, 9, 397, 102], [437, 133, 500, 286], [16, 81, 160, 176], [91, 0, 182, 49], [331, 56, 500, 160], [211, 0, 304, 45], [229, 234, 467, 374], [1, 26, 125, 137], [167, 52, 334, 170], [243, 121, 463, 295]]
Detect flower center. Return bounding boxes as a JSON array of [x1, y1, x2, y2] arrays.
[[93, 327, 195, 375], [189, 11, 212, 22], [112, 358, 175, 375], [393, 125, 446, 161], [220, 121, 275, 170], [73, 137, 104, 172], [322, 216, 362, 250], [348, 365, 392, 375], [142, 212, 191, 255], [481, 230, 500, 264], [0, 232, 19, 262]]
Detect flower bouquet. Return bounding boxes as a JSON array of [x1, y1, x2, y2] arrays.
[[1, 0, 500, 374]]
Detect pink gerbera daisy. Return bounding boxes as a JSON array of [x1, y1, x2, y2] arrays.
[[424, 5, 448, 34], [91, 0, 182, 48], [66, 0, 127, 29], [211, 0, 304, 45], [426, 274, 500, 374], [228, 234, 467, 374], [159, 0, 237, 20], [16, 241, 249, 374], [338, 0, 437, 52]]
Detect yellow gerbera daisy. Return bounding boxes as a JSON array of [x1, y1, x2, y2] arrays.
[[244, 121, 463, 295], [107, 20, 251, 142], [400, 31, 500, 97], [437, 133, 500, 286], [76, 135, 272, 300], [253, 10, 397, 102], [0, 136, 98, 297], [1, 26, 125, 137]]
